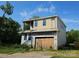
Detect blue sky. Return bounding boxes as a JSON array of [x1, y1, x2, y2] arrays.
[[0, 1, 79, 31]]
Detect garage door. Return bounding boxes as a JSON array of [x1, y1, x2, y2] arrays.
[[35, 37, 54, 49]]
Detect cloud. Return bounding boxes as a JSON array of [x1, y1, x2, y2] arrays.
[[20, 10, 28, 18], [29, 5, 56, 16], [36, 5, 56, 13], [20, 2, 56, 19], [37, 7, 48, 12], [49, 5, 56, 13]]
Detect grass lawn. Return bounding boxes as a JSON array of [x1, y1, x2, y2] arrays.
[[0, 45, 79, 58], [0, 44, 30, 54], [51, 50, 79, 58]]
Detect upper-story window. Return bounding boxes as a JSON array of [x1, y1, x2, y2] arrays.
[[43, 20, 46, 26], [35, 21, 37, 27]]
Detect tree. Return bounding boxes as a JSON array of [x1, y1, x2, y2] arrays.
[[0, 1, 14, 17], [0, 17, 21, 44], [67, 29, 79, 43], [24, 22, 30, 30], [0, 2, 21, 44]]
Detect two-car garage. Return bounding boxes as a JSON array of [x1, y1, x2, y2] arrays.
[[35, 37, 54, 49]]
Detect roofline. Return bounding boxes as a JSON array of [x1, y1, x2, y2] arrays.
[[23, 15, 58, 23], [23, 15, 66, 27], [57, 17, 66, 28]]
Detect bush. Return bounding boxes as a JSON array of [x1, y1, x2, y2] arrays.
[[67, 29, 79, 44], [0, 44, 31, 54], [0, 17, 21, 44], [12, 44, 31, 51], [74, 41, 79, 49]]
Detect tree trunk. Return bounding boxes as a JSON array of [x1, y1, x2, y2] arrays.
[[2, 12, 5, 18]]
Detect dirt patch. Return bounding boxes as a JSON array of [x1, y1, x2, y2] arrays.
[[0, 50, 79, 58], [0, 51, 52, 58]]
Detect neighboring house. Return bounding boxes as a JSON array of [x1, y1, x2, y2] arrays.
[[21, 16, 66, 50]]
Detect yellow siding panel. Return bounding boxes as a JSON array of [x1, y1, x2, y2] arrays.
[[33, 18, 56, 30]]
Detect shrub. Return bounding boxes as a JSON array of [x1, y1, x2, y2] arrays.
[[74, 41, 79, 49]]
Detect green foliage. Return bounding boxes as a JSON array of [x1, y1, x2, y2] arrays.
[[0, 44, 30, 54], [51, 50, 79, 58], [67, 29, 79, 43], [0, 17, 21, 44], [0, 1, 14, 17], [24, 23, 30, 30], [0, 2, 21, 44], [13, 44, 31, 51]]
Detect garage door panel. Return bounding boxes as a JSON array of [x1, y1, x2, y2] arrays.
[[35, 37, 54, 49]]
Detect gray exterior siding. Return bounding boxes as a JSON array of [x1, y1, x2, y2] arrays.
[[57, 17, 66, 47]]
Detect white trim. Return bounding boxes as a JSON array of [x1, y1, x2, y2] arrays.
[[21, 35, 25, 45], [34, 35, 54, 37], [30, 22, 33, 30], [32, 36, 35, 48], [27, 34, 29, 40]]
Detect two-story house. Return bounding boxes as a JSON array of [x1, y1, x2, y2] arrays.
[[21, 16, 66, 50]]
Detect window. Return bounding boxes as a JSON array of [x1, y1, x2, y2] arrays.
[[28, 36, 32, 40], [43, 20, 46, 26], [35, 21, 37, 27]]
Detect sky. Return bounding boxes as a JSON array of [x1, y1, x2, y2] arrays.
[[0, 1, 79, 31]]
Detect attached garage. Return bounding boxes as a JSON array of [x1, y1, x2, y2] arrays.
[[35, 37, 54, 49]]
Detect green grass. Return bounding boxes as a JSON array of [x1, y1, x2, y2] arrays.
[[51, 50, 79, 58], [0, 44, 79, 58], [30, 48, 79, 58], [0, 44, 30, 54], [51, 55, 79, 58]]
